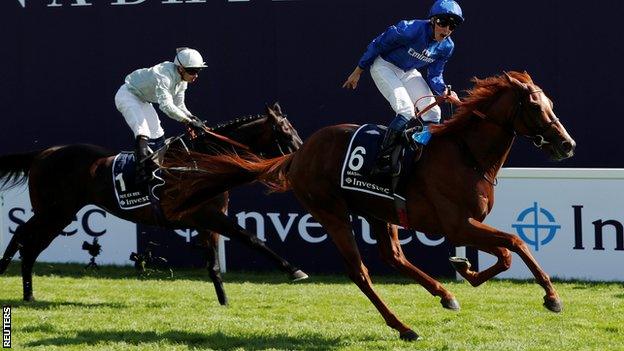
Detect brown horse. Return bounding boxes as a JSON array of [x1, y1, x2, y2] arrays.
[[0, 103, 307, 304], [166, 72, 576, 340]]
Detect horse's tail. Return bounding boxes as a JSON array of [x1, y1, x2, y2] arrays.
[[254, 154, 294, 192], [164, 151, 294, 218], [0, 150, 40, 190], [167, 151, 294, 192]]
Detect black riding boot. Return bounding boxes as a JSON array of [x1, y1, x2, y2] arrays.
[[371, 128, 403, 176], [371, 114, 409, 176], [135, 135, 152, 184]]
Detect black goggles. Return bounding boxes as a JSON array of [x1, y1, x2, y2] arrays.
[[184, 67, 203, 75], [434, 16, 459, 31]]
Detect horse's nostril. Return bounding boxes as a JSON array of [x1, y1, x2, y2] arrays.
[[561, 140, 575, 153]]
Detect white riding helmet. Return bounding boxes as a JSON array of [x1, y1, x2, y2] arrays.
[[174, 47, 208, 69]]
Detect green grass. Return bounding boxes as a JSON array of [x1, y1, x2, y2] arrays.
[[0, 263, 622, 351]]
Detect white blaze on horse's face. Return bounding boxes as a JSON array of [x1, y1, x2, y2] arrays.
[[526, 87, 576, 160]]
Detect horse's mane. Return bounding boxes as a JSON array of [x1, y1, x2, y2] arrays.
[[209, 114, 266, 134], [430, 71, 534, 136]]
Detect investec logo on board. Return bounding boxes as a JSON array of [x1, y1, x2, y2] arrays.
[[174, 210, 445, 247], [234, 211, 444, 247], [510, 202, 624, 252], [14, 0, 290, 8]]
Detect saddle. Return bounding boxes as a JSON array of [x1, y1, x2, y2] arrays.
[[340, 124, 427, 228]]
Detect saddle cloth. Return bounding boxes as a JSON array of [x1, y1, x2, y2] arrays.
[[112, 152, 165, 210], [340, 124, 416, 201]]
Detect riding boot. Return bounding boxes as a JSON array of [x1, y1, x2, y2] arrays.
[[371, 114, 409, 176], [135, 135, 152, 184]]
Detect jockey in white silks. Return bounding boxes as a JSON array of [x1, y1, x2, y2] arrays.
[[115, 47, 207, 182]]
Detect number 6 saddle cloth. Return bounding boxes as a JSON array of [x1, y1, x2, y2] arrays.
[[340, 124, 418, 202], [112, 152, 165, 210]]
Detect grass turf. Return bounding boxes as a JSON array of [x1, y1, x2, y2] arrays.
[[0, 263, 622, 350]]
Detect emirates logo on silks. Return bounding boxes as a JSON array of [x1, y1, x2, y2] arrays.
[[407, 48, 435, 63]]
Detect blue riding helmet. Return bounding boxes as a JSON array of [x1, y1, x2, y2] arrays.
[[428, 0, 464, 24]]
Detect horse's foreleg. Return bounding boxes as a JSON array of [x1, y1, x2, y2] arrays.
[[369, 218, 459, 311], [197, 211, 308, 281], [455, 218, 561, 312], [451, 246, 512, 287], [198, 230, 228, 306]]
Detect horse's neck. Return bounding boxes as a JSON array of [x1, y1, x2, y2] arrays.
[[458, 100, 516, 181], [216, 118, 265, 146]]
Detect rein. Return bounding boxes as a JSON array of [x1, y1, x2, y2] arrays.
[[188, 125, 251, 150], [412, 93, 463, 118]]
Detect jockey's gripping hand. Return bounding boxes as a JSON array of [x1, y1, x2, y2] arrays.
[[189, 116, 206, 128]]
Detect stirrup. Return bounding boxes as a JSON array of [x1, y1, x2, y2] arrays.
[[370, 146, 401, 177]]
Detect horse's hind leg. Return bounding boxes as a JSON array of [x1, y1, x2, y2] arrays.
[[198, 230, 228, 305], [0, 232, 23, 274], [17, 214, 74, 301], [368, 217, 459, 311], [451, 246, 512, 287], [297, 200, 418, 340]]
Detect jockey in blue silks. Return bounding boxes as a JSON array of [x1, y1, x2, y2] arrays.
[[343, 0, 464, 175]]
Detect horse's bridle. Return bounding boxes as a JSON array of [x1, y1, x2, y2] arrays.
[[271, 123, 289, 156], [269, 116, 301, 156], [473, 88, 560, 148]]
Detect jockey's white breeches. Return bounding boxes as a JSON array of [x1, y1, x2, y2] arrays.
[[369, 57, 441, 123], [115, 84, 165, 139]]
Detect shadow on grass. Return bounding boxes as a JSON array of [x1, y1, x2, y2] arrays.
[[4, 262, 620, 287], [1, 262, 431, 285], [0, 298, 127, 310], [26, 329, 343, 350]]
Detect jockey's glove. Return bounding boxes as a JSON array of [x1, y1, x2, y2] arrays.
[[187, 117, 205, 128]]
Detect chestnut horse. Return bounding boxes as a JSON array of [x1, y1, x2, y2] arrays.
[[167, 72, 576, 340], [0, 103, 307, 304]]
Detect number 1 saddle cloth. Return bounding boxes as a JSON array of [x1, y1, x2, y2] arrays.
[[112, 152, 165, 210]]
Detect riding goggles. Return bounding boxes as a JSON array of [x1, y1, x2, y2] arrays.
[[434, 16, 459, 31], [184, 67, 203, 75]]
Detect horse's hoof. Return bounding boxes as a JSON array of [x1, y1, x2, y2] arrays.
[[218, 297, 229, 306], [399, 329, 420, 341], [23, 295, 35, 302], [441, 297, 460, 311], [543, 296, 563, 313], [290, 270, 309, 282], [449, 256, 471, 271]]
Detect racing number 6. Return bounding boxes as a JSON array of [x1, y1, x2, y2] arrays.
[[348, 146, 366, 171]]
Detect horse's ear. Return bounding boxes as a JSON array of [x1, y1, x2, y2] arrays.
[[504, 71, 530, 92], [271, 102, 283, 116], [266, 103, 279, 121]]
